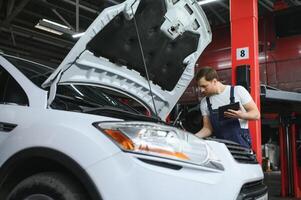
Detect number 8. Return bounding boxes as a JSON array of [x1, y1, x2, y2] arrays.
[[240, 50, 245, 57]]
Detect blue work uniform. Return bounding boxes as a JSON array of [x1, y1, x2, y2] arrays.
[[206, 86, 252, 148]]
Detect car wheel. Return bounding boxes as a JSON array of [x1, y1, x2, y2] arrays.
[[7, 172, 88, 200]]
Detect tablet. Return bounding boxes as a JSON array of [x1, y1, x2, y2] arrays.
[[218, 102, 240, 121]]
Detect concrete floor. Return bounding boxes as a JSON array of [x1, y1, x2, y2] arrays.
[[264, 171, 301, 200]]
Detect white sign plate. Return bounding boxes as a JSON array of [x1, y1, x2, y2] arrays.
[[236, 47, 249, 60]]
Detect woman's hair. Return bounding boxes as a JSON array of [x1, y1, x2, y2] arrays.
[[195, 66, 219, 81]]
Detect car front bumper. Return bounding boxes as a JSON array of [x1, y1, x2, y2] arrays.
[[86, 140, 266, 200]]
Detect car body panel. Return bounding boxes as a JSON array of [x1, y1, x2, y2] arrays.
[[86, 141, 263, 200], [0, 56, 48, 108], [0, 104, 122, 168], [43, 0, 212, 120], [0, 54, 266, 200]]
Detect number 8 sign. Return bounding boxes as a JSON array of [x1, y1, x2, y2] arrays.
[[236, 47, 249, 60]]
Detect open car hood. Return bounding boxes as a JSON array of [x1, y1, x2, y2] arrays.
[[43, 0, 212, 120]]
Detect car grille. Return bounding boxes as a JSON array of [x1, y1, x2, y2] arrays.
[[236, 180, 268, 200], [207, 138, 258, 164]]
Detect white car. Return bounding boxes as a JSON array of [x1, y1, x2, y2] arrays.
[[0, 0, 267, 200]]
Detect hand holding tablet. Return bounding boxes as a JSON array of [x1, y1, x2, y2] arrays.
[[218, 102, 240, 121]]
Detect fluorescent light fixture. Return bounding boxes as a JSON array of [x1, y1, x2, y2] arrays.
[[35, 18, 75, 35], [198, 0, 219, 5], [218, 61, 231, 69], [72, 32, 85, 38], [34, 24, 63, 35], [42, 19, 70, 30], [299, 50, 301, 54]]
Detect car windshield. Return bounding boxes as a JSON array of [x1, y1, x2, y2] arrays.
[[3, 55, 54, 88], [53, 84, 146, 115], [4, 55, 151, 117]]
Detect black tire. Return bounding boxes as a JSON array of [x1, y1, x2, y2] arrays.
[[7, 172, 88, 200]]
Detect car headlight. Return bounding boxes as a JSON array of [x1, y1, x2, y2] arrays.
[[94, 122, 223, 170]]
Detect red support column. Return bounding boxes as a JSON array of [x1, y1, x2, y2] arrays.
[[279, 125, 288, 197], [291, 114, 301, 198], [230, 0, 262, 163]]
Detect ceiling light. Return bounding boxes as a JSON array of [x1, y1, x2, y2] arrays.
[[72, 32, 85, 38], [41, 19, 70, 29], [218, 61, 231, 69], [35, 18, 74, 35], [34, 24, 63, 35], [198, 0, 219, 5]]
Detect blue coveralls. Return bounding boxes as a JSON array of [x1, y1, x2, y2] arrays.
[[206, 86, 252, 148]]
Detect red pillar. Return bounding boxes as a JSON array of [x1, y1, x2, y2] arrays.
[[291, 115, 301, 198], [230, 0, 262, 163], [279, 125, 288, 197]]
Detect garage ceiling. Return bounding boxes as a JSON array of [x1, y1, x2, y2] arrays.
[[0, 0, 300, 67]]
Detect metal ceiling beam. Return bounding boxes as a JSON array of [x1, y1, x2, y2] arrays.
[[59, 0, 99, 14], [10, 31, 16, 46], [76, 0, 79, 32], [259, 0, 273, 11], [0, 44, 62, 67], [208, 6, 226, 24], [0, 24, 74, 48], [22, 9, 89, 31], [291, 0, 301, 5], [0, 0, 3, 13], [6, 0, 15, 17], [0, 40, 66, 60], [286, 0, 297, 6], [52, 9, 74, 30], [106, 0, 119, 5], [217, 1, 229, 10], [22, 9, 51, 23], [284, 0, 291, 5], [2, 0, 31, 26], [75, 1, 102, 11], [0, 45, 31, 56], [0, 29, 68, 49], [37, 0, 95, 23], [12, 19, 74, 46], [261, 0, 274, 8]]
